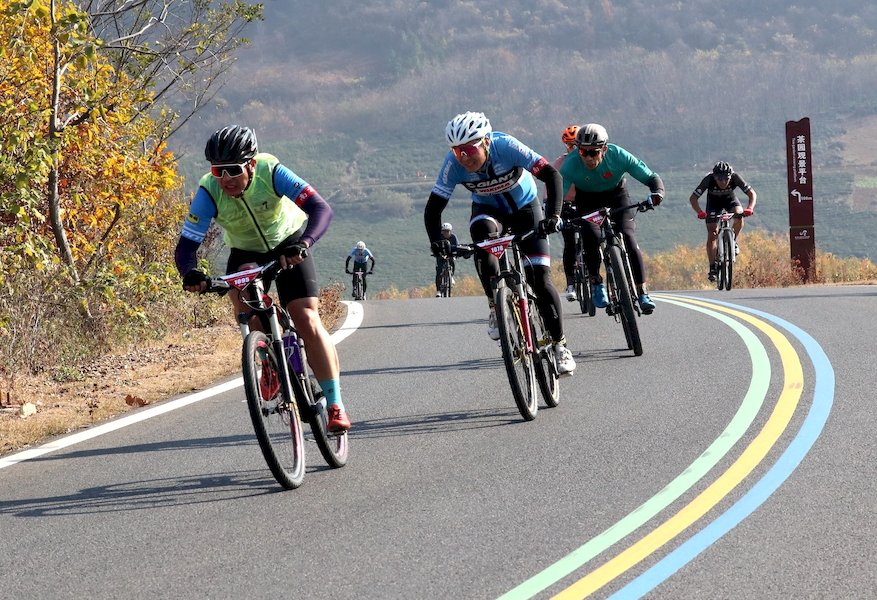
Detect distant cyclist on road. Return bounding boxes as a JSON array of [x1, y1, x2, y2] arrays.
[[424, 111, 576, 375], [689, 161, 757, 282], [345, 241, 375, 299], [175, 125, 350, 432], [560, 123, 664, 314], [432, 222, 472, 297]]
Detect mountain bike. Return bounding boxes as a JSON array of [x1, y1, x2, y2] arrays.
[[712, 209, 745, 291], [566, 220, 596, 316], [205, 259, 348, 489], [433, 244, 474, 298], [569, 199, 654, 357], [477, 230, 559, 421], [345, 269, 370, 301]]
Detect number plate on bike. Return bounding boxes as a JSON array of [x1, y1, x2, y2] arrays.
[[476, 234, 515, 259], [219, 266, 263, 290], [582, 211, 605, 225]]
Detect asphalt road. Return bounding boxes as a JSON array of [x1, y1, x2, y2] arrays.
[[1, 286, 874, 599]]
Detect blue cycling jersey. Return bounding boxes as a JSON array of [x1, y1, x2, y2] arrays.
[[431, 132, 548, 213]]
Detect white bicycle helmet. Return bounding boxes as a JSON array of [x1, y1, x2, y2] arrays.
[[446, 112, 492, 146], [575, 123, 609, 147], [441, 222, 452, 231], [356, 241, 365, 251]]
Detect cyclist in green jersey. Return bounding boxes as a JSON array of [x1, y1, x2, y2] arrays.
[[560, 124, 664, 314]]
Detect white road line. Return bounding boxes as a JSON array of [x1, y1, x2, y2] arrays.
[[0, 301, 363, 469]]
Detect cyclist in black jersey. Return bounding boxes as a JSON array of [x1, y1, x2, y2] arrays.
[[689, 161, 757, 282]]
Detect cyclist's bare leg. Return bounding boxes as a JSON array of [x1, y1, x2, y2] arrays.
[[706, 223, 719, 263], [228, 288, 265, 332], [286, 296, 340, 382], [732, 206, 745, 239]]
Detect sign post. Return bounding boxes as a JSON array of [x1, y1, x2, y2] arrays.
[[785, 118, 815, 281]]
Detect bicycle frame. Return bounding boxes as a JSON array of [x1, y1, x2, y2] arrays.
[[579, 205, 642, 317], [477, 233, 535, 352]]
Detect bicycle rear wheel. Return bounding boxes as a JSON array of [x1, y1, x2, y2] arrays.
[[529, 296, 559, 407], [575, 263, 594, 316], [495, 285, 538, 421], [242, 332, 305, 489], [300, 375, 349, 468], [607, 244, 643, 356]]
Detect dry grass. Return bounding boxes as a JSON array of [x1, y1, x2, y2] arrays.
[[0, 286, 346, 457]]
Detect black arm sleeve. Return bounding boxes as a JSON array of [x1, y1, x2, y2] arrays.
[[345, 256, 351, 270], [174, 237, 201, 277], [424, 191, 450, 244], [369, 257, 376, 270], [647, 174, 665, 196], [535, 164, 563, 218]]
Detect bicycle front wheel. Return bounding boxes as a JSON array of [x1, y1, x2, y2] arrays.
[[441, 265, 451, 297], [724, 233, 734, 290], [495, 285, 538, 421], [607, 244, 643, 356], [529, 296, 559, 407], [242, 332, 306, 489]]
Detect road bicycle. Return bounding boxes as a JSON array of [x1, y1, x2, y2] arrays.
[[345, 269, 371, 301], [432, 244, 474, 298], [712, 209, 745, 291], [477, 230, 559, 421], [566, 219, 596, 316], [568, 199, 654, 357], [205, 258, 348, 489]]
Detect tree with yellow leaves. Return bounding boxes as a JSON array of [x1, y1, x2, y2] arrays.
[[0, 0, 262, 374]]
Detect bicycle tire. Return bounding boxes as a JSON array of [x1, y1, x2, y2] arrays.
[[724, 233, 734, 290], [607, 244, 643, 356], [441, 264, 451, 297], [716, 232, 727, 291], [242, 331, 306, 489], [575, 263, 594, 317], [495, 285, 538, 421], [529, 296, 559, 407], [300, 375, 349, 468]]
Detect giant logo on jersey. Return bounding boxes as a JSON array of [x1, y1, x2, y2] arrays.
[[461, 167, 524, 196]]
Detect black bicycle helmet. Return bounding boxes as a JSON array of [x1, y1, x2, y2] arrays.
[[712, 161, 733, 177], [204, 125, 258, 163]]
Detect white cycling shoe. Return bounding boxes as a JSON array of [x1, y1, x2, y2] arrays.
[[554, 343, 576, 376], [487, 308, 500, 340]]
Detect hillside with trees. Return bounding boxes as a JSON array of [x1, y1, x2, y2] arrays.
[[170, 0, 877, 293]]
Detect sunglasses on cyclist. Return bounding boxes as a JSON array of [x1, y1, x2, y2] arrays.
[[210, 162, 249, 178], [714, 175, 731, 181], [578, 147, 603, 158], [452, 139, 484, 159]]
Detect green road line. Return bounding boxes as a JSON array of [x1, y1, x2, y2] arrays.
[[498, 296, 771, 600]]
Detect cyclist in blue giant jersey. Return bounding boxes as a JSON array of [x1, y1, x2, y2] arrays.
[[560, 124, 664, 314], [424, 111, 576, 375], [345, 241, 375, 299], [689, 161, 757, 282], [174, 125, 351, 433]]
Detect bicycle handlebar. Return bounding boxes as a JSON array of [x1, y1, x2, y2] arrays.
[[564, 199, 654, 230]]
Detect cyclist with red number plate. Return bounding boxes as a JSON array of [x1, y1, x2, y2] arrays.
[[689, 161, 757, 282], [559, 124, 665, 314], [424, 111, 576, 375], [174, 125, 350, 432]]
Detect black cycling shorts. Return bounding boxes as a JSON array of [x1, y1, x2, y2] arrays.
[[226, 236, 320, 305]]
